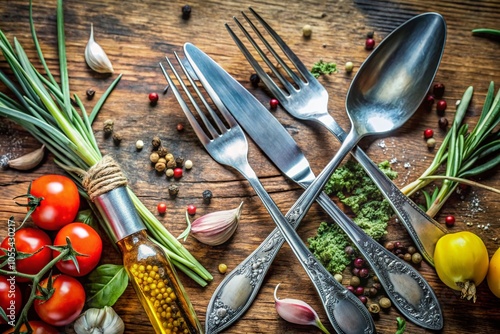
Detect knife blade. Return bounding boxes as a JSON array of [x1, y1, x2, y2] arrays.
[[184, 42, 443, 332]]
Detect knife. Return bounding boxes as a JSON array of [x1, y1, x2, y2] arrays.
[[184, 43, 443, 332]]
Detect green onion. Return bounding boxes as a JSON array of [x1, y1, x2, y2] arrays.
[[0, 0, 212, 286], [402, 83, 500, 217]]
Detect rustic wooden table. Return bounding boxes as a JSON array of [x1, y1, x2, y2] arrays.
[[1, 0, 500, 333]]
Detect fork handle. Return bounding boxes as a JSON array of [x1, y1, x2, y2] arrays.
[[317, 113, 446, 265], [205, 162, 375, 334]]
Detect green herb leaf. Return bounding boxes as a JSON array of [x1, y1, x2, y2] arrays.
[[85, 264, 129, 308], [395, 317, 406, 334], [311, 60, 337, 78]]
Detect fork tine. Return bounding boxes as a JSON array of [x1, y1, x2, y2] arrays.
[[247, 7, 316, 83], [159, 58, 214, 145], [173, 52, 231, 135], [224, 22, 287, 102], [239, 10, 304, 87]]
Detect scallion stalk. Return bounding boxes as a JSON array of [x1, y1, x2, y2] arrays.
[[0, 0, 211, 285]]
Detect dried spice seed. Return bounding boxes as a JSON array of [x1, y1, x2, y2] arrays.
[[155, 161, 166, 172], [433, 83, 445, 99], [151, 136, 161, 149], [149, 152, 160, 164], [103, 119, 114, 137], [302, 24, 312, 37], [166, 159, 177, 169], [379, 297, 392, 309], [182, 4, 192, 19], [168, 184, 179, 197], [345, 61, 354, 73], [157, 146, 168, 157], [218, 263, 228, 274], [438, 117, 449, 130], [135, 140, 144, 150], [173, 167, 183, 179], [175, 156, 184, 167], [148, 92, 159, 105], [187, 204, 196, 215], [184, 159, 193, 169], [112, 132, 122, 145], [427, 137, 436, 148], [270, 98, 279, 109], [165, 168, 174, 178], [157, 202, 167, 215], [436, 99, 447, 115], [202, 190, 213, 204], [176, 123, 184, 131], [250, 73, 260, 88], [86, 88, 96, 100], [365, 38, 375, 50]]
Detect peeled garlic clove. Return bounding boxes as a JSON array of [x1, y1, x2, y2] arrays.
[[74, 306, 124, 334], [274, 284, 331, 334], [186, 202, 243, 246], [85, 24, 114, 74], [8, 144, 45, 170]]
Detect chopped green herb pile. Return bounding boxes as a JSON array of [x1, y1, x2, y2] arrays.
[[308, 160, 397, 274], [310, 60, 337, 78]]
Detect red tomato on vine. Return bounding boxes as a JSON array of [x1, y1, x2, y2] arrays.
[[34, 274, 85, 326], [52, 222, 103, 277], [0, 227, 52, 283], [16, 174, 80, 230], [0, 275, 22, 325]]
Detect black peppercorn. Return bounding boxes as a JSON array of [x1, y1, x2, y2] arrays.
[[182, 5, 192, 20], [202, 190, 213, 204], [366, 31, 374, 39], [168, 184, 179, 197], [249, 73, 260, 88], [438, 117, 449, 130], [86, 88, 96, 100]]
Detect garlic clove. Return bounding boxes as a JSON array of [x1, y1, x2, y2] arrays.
[[7, 144, 45, 170], [274, 284, 331, 334], [185, 201, 243, 246], [85, 23, 114, 74]]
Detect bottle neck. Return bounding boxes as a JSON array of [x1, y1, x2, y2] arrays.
[[94, 187, 146, 243]]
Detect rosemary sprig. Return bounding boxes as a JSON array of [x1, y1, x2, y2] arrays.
[[0, 0, 211, 285], [402, 83, 500, 217]]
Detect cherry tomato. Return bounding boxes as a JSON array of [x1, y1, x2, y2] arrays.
[[52, 223, 102, 277], [34, 274, 85, 326], [2, 320, 58, 334], [27, 174, 80, 230], [0, 275, 22, 325], [0, 227, 52, 283]]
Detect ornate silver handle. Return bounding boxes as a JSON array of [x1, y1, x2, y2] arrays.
[[319, 113, 447, 265]]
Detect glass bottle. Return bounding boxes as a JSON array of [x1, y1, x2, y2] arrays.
[[95, 186, 203, 334]]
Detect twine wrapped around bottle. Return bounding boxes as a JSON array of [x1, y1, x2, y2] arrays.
[[82, 155, 128, 201]]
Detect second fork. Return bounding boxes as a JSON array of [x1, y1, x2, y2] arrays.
[[161, 52, 376, 334]]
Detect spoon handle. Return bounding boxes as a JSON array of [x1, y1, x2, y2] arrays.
[[317, 113, 447, 265]]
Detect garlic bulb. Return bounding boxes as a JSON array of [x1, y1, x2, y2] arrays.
[[73, 306, 125, 334], [274, 284, 330, 334], [180, 202, 243, 246], [85, 24, 114, 74]]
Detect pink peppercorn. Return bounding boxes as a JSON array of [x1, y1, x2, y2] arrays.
[[270, 98, 279, 109], [173, 167, 183, 179], [187, 204, 197, 215], [365, 38, 375, 50], [424, 128, 434, 139], [149, 92, 159, 105]]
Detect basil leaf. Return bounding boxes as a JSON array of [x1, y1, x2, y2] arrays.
[[85, 264, 128, 308]]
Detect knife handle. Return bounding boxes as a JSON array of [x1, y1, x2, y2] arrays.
[[318, 113, 446, 265]]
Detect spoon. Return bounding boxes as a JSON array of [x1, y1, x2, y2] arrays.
[[197, 12, 446, 333]]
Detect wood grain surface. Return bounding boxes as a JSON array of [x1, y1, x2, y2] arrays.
[[1, 0, 500, 333]]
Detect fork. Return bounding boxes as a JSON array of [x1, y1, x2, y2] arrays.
[[160, 53, 376, 334], [226, 7, 447, 266]]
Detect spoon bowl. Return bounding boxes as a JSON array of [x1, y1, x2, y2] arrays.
[[346, 13, 446, 136]]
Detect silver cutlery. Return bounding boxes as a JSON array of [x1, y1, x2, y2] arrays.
[[161, 53, 376, 334], [184, 43, 443, 332], [227, 8, 448, 266]]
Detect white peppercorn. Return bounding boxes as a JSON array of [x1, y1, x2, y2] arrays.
[[136, 140, 144, 150], [184, 159, 193, 169], [302, 24, 312, 37], [165, 168, 174, 178]]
